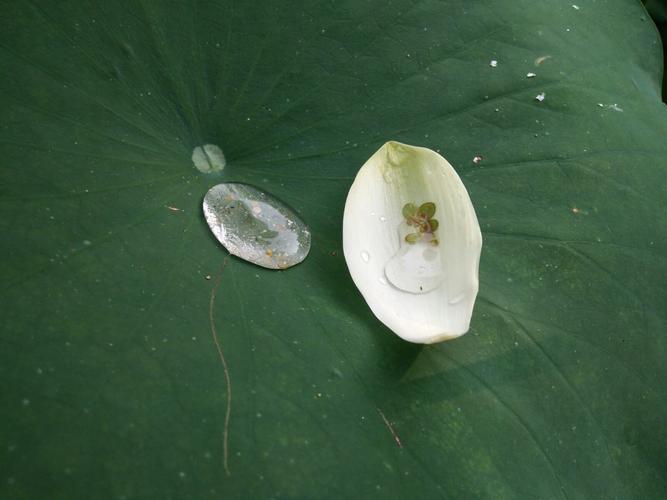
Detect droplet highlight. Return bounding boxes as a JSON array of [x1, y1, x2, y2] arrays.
[[203, 183, 310, 269], [192, 144, 226, 173], [361, 251, 370, 263]]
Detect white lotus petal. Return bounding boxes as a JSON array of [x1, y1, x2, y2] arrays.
[[343, 141, 482, 344]]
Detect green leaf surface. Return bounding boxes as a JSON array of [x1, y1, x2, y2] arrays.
[[1, 1, 666, 498]]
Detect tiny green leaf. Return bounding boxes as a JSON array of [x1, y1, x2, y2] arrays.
[[405, 232, 420, 244], [402, 203, 417, 219], [429, 219, 439, 232], [419, 202, 436, 219]]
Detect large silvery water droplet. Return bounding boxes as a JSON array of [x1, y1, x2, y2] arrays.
[[203, 183, 311, 269]]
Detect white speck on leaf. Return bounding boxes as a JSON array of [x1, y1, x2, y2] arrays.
[[597, 103, 623, 112], [535, 92, 546, 102], [526, 72, 537, 78], [489, 60, 498, 67]]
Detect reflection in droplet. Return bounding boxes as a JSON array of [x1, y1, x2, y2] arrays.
[[192, 144, 226, 173], [203, 183, 310, 269], [361, 251, 370, 263]]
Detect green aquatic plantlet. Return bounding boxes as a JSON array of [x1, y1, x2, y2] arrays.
[[403, 202, 439, 246]]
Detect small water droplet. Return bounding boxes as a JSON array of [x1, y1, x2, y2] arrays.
[[379, 216, 387, 222], [192, 144, 225, 173], [203, 183, 310, 269], [361, 251, 370, 263]]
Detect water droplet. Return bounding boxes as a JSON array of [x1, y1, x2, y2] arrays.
[[422, 247, 438, 262], [361, 251, 370, 262], [384, 222, 443, 294], [203, 183, 310, 269], [192, 144, 226, 173], [379, 216, 387, 222]]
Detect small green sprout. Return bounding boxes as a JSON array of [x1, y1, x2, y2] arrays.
[[403, 202, 439, 245], [405, 232, 421, 243], [402, 203, 417, 219]]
